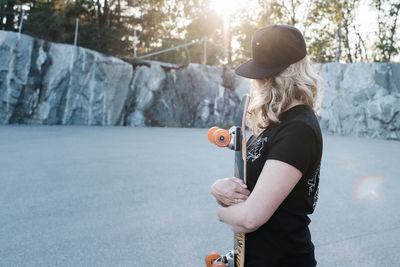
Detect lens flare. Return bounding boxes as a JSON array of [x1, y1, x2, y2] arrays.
[[354, 175, 385, 202], [210, 0, 245, 17]]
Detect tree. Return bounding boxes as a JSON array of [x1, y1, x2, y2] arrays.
[[230, 5, 263, 65], [263, 0, 303, 26], [305, 0, 364, 63], [2, 0, 398, 64], [373, 0, 400, 62], [184, 7, 224, 65], [23, 1, 68, 43], [21, 0, 132, 57], [0, 0, 17, 31]]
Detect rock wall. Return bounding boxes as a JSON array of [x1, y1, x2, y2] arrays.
[[1, 31, 400, 140], [125, 63, 241, 128], [0, 31, 132, 126], [0, 31, 240, 128], [316, 63, 400, 140]]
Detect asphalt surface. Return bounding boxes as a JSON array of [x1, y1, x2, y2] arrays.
[[0, 126, 399, 267]]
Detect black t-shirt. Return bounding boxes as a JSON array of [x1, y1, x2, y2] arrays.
[[245, 105, 323, 267]]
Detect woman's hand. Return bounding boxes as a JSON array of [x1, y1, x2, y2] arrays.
[[217, 160, 303, 233], [210, 178, 250, 207]]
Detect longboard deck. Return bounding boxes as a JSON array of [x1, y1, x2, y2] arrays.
[[205, 95, 250, 267], [233, 95, 250, 267]]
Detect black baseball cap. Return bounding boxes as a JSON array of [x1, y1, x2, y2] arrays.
[[235, 25, 307, 79]]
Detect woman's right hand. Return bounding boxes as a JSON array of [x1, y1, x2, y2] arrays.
[[210, 177, 250, 207]]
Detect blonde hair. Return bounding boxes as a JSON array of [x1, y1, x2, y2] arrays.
[[247, 56, 321, 136]]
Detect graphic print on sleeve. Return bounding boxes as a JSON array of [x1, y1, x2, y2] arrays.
[[307, 163, 320, 196], [307, 163, 320, 210]]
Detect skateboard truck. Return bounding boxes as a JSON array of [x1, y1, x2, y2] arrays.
[[207, 126, 241, 151], [205, 250, 235, 267]]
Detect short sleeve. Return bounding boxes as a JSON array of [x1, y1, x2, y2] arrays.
[[267, 122, 317, 175]]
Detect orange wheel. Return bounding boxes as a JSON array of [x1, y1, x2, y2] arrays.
[[212, 129, 231, 147], [207, 127, 220, 143], [205, 252, 220, 267], [212, 262, 227, 267]]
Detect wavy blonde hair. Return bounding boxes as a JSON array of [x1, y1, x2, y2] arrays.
[[247, 56, 321, 136]]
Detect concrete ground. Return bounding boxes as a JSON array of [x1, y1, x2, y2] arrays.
[[0, 125, 399, 267]]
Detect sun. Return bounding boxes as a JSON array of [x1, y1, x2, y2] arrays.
[[210, 0, 247, 17]]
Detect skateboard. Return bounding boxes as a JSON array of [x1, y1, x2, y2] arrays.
[[205, 95, 250, 267]]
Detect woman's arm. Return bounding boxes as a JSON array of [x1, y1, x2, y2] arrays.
[[217, 159, 302, 233]]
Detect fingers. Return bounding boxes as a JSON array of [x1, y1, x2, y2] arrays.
[[220, 197, 235, 207], [211, 177, 250, 207], [229, 180, 250, 196], [220, 195, 248, 206], [230, 197, 246, 205], [233, 192, 249, 201], [216, 192, 247, 206], [227, 177, 247, 187], [217, 199, 229, 207], [221, 178, 250, 196], [236, 186, 250, 196], [226, 193, 249, 206]]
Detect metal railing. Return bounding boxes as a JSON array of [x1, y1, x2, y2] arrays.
[[137, 37, 250, 65]]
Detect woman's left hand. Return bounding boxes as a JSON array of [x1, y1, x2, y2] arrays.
[[211, 177, 250, 207]]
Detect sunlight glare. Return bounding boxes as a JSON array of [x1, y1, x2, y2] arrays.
[[354, 175, 385, 202], [210, 0, 247, 17]]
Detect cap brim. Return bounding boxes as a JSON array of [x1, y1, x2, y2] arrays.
[[235, 60, 287, 79]]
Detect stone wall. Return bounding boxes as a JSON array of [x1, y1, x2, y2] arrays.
[[316, 63, 400, 140], [0, 31, 132, 126], [125, 63, 242, 128], [1, 31, 399, 140], [0, 31, 240, 129]]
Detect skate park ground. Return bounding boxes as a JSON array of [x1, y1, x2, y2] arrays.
[[1, 125, 399, 267]]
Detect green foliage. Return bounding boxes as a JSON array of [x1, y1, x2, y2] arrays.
[[185, 9, 223, 64], [14, 0, 132, 56], [0, 0, 19, 31], [304, 0, 373, 63], [1, 0, 399, 63], [23, 2, 68, 43], [372, 0, 400, 62], [263, 0, 302, 26], [306, 30, 336, 63]]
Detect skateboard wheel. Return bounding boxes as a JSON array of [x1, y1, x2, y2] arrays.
[[213, 129, 231, 147], [205, 252, 221, 267], [212, 262, 227, 267], [207, 127, 220, 143]]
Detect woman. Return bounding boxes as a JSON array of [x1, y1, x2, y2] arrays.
[[210, 25, 323, 266]]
